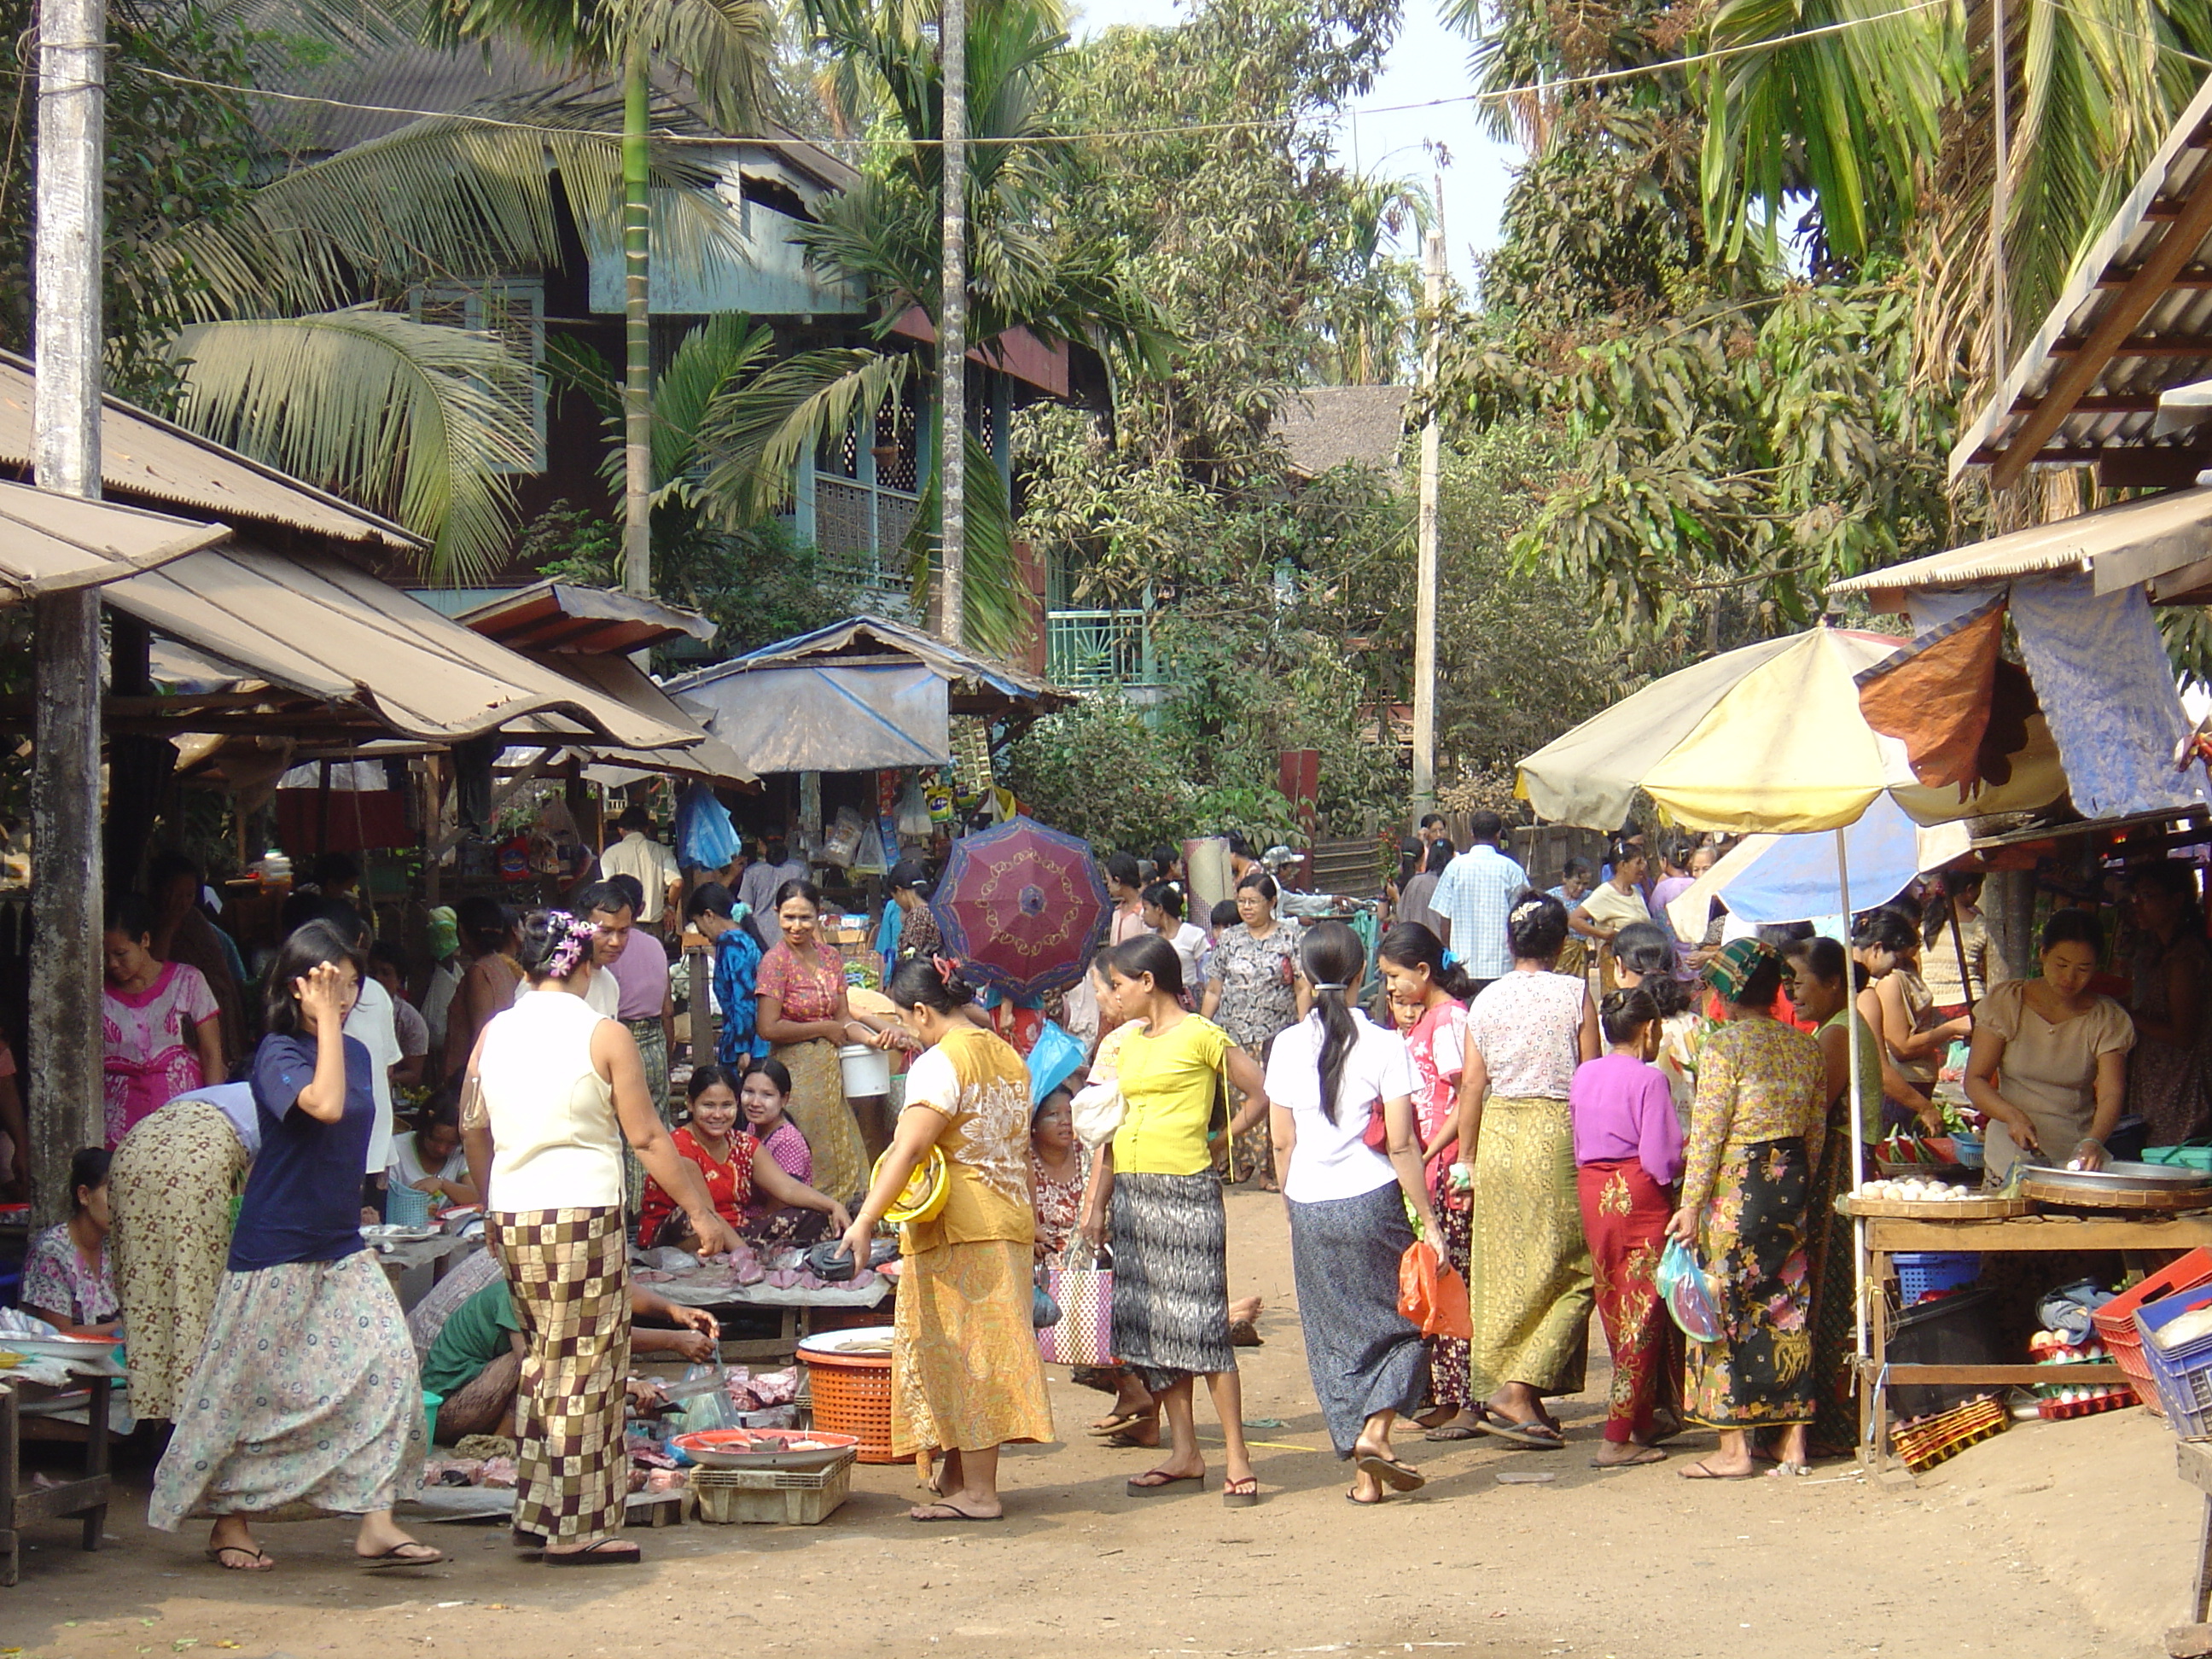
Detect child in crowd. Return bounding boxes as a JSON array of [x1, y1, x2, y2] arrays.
[[1569, 987, 1684, 1467]]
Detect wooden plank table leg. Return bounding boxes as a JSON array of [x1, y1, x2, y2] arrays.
[[80, 1373, 108, 1552], [1870, 1247, 1892, 1470], [1, 1382, 18, 1588]]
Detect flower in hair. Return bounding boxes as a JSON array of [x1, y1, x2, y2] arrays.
[[543, 912, 600, 980]]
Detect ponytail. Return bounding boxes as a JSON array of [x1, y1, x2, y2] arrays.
[[1300, 920, 1366, 1126]]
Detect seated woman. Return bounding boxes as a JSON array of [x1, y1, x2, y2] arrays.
[[638, 1063, 852, 1251], [21, 1147, 119, 1332], [1031, 1086, 1086, 1261], [386, 1100, 481, 1209], [424, 1278, 718, 1444], [740, 1058, 815, 1194]]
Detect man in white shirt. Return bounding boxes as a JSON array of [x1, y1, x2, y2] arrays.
[[1430, 809, 1531, 991], [598, 806, 681, 933], [311, 903, 404, 1184]]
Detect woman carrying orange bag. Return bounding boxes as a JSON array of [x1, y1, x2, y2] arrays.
[[1264, 922, 1447, 1505]]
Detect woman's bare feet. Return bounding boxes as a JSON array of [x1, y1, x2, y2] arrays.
[[1590, 1441, 1668, 1467], [207, 1516, 271, 1571], [354, 1510, 442, 1567]]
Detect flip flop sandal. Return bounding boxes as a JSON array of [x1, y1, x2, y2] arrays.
[[544, 1540, 643, 1566], [1227, 1319, 1264, 1347], [1678, 1459, 1759, 1481], [358, 1543, 445, 1570], [1088, 1412, 1156, 1438], [1766, 1461, 1813, 1477], [206, 1545, 272, 1572], [1344, 1487, 1384, 1505], [911, 1504, 1004, 1522], [1478, 1416, 1566, 1450], [1590, 1446, 1668, 1468], [1423, 1423, 1482, 1441], [1221, 1476, 1259, 1509], [1103, 1430, 1161, 1449], [1355, 1452, 1426, 1493], [1126, 1470, 1205, 1496]]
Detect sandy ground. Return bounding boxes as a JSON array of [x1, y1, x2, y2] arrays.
[[3, 1188, 2199, 1659]]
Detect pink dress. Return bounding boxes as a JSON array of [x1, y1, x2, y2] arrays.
[[1405, 998, 1469, 1178], [102, 961, 218, 1148]]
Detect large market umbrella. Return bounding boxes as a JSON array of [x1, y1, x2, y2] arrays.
[[1516, 623, 2069, 1444], [930, 816, 1110, 1000], [1661, 795, 1972, 935], [1519, 624, 2066, 835]]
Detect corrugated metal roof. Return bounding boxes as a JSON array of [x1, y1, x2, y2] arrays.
[[1953, 73, 2212, 486], [513, 651, 754, 783], [457, 581, 717, 655], [1830, 485, 2212, 604], [104, 542, 704, 747], [0, 480, 231, 597], [672, 613, 1066, 712], [0, 353, 420, 549]]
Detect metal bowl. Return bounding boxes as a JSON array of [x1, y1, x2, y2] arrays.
[[671, 1428, 859, 1471], [2018, 1160, 2212, 1195]]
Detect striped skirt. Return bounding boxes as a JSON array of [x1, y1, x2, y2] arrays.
[[1110, 1172, 1237, 1393], [1288, 1181, 1428, 1457], [491, 1206, 631, 1544]]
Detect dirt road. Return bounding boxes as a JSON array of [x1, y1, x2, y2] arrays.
[[3, 1189, 2193, 1659]]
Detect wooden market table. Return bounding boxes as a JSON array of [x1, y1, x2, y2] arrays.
[[1861, 1211, 2212, 1466], [0, 1372, 112, 1588]]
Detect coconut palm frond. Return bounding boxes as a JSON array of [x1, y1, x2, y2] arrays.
[[694, 346, 913, 522], [169, 90, 746, 317], [651, 312, 781, 494], [609, 0, 778, 130], [162, 307, 532, 584], [904, 428, 1022, 659]]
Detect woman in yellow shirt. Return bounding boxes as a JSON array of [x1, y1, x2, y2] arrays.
[[839, 956, 1053, 1522], [1081, 934, 1271, 1506]]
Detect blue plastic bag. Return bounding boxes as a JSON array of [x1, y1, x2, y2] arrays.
[[1657, 1237, 1722, 1343]]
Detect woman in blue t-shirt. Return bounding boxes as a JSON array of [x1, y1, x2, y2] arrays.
[[148, 920, 441, 1575]]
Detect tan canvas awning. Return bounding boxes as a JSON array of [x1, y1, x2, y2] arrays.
[[1828, 486, 2212, 608], [103, 543, 706, 748], [0, 479, 231, 597], [456, 581, 717, 655]]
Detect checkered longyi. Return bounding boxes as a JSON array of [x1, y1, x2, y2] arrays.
[[488, 1206, 632, 1543]]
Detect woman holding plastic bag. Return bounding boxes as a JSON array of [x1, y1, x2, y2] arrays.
[[1666, 940, 1828, 1481], [1265, 922, 1448, 1504]]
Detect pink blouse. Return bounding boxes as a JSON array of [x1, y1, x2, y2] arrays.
[[755, 941, 846, 1028], [1404, 998, 1469, 1173], [102, 961, 218, 1148]]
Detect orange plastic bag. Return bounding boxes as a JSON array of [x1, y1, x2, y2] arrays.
[[1397, 1240, 1473, 1341]]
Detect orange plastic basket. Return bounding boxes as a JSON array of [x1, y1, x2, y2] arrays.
[[801, 1352, 896, 1464], [2094, 1247, 2212, 1417]]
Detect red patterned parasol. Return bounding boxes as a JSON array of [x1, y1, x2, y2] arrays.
[[928, 816, 1109, 1000]]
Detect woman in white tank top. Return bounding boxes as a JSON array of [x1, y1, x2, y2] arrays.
[[460, 909, 733, 1567]]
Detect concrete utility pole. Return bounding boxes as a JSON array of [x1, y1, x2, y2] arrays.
[[31, 0, 108, 1225], [937, 0, 967, 648], [1411, 206, 1447, 817]]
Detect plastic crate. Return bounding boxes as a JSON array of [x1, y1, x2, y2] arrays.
[[1895, 1251, 1982, 1303], [689, 1452, 855, 1525], [2133, 1284, 2212, 1437], [2095, 1249, 2212, 1415]]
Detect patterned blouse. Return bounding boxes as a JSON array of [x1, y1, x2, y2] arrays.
[[1030, 1147, 1090, 1258], [102, 961, 218, 1148], [1208, 921, 1304, 1050], [899, 1024, 1036, 1250], [1680, 1016, 1827, 1214], [21, 1222, 117, 1327], [1467, 970, 1587, 1101], [1404, 998, 1469, 1173], [756, 940, 847, 1030], [637, 1125, 756, 1247]]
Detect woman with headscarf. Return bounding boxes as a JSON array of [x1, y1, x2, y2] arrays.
[[1456, 893, 1600, 1448], [838, 956, 1053, 1522], [1668, 939, 1827, 1480], [1270, 922, 1442, 1502]]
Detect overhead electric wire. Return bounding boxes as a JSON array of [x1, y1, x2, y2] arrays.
[[107, 0, 1956, 153]]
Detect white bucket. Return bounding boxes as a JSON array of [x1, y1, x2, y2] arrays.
[[838, 1042, 892, 1097]]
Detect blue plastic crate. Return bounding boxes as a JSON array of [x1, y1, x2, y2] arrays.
[[1896, 1251, 1982, 1303], [2133, 1285, 2212, 1438]]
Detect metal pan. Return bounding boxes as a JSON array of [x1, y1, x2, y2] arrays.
[[2017, 1160, 2212, 1195]]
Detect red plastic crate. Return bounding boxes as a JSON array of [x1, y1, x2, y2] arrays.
[[2094, 1248, 2212, 1416]]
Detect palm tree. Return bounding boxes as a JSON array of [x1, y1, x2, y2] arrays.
[[420, 0, 775, 597], [151, 84, 751, 579], [691, 0, 1167, 655]]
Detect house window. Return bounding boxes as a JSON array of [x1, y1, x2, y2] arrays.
[[408, 278, 548, 474]]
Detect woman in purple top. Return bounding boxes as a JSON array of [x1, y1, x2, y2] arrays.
[[739, 1057, 816, 1207], [1570, 987, 1685, 1465], [148, 920, 440, 1575]]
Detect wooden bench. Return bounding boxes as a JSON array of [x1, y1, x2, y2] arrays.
[[0, 1376, 111, 1587]]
